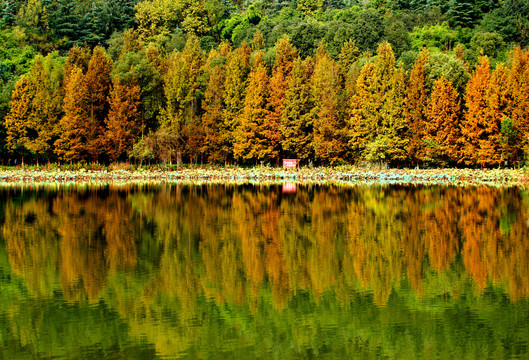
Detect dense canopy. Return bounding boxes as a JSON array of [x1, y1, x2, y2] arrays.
[[1, 0, 528, 167]]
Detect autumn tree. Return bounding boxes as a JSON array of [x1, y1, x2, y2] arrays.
[[222, 42, 251, 163], [85, 45, 112, 162], [160, 35, 205, 165], [202, 44, 230, 163], [16, 0, 52, 53], [233, 53, 270, 164], [406, 48, 429, 166], [55, 67, 90, 162], [4, 53, 63, 163], [104, 76, 141, 162], [348, 43, 408, 164], [311, 44, 346, 165], [338, 39, 360, 81], [461, 56, 502, 167], [64, 45, 91, 80], [4, 76, 34, 161], [348, 61, 374, 162], [265, 36, 298, 163], [505, 46, 529, 162], [280, 57, 315, 161], [488, 64, 516, 163], [424, 76, 461, 165]]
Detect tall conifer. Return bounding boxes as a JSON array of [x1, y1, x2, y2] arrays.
[[280, 57, 315, 161], [5, 76, 34, 158], [425, 76, 461, 165], [406, 48, 429, 165], [202, 49, 228, 164], [311, 43, 345, 165], [487, 64, 513, 163], [222, 42, 251, 162], [348, 43, 408, 164], [85, 45, 112, 161], [461, 56, 492, 166], [55, 67, 90, 162], [161, 36, 205, 165], [265, 36, 298, 163], [506, 46, 529, 162], [233, 53, 270, 164], [105, 77, 141, 162]]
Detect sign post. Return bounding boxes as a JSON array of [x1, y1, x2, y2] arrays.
[[282, 159, 297, 169]]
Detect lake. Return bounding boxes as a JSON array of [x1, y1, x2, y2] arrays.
[[0, 183, 528, 359]]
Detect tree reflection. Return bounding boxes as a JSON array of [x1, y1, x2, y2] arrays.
[[1, 183, 529, 358]]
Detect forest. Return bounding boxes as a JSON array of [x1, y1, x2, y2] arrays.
[[1, 0, 529, 167]]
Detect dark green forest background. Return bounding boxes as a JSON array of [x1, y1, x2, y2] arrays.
[[1, 0, 529, 166]]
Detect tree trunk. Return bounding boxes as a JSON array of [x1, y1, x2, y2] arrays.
[[177, 150, 182, 168]]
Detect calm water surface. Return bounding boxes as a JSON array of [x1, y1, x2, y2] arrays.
[[0, 183, 528, 359]]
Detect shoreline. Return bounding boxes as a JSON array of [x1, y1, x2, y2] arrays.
[[1, 167, 528, 187]]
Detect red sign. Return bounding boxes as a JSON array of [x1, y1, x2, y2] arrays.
[[282, 183, 297, 193], [283, 159, 297, 168]]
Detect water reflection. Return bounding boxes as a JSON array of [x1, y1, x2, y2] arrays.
[[0, 183, 528, 359]]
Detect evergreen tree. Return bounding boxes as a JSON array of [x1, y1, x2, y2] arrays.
[[80, 2, 106, 47], [447, 0, 477, 28], [0, 0, 18, 30], [48, 0, 82, 49]]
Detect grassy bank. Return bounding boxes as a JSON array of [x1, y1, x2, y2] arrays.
[[1, 165, 528, 187]]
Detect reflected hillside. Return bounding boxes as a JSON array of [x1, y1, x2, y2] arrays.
[[1, 184, 528, 359]]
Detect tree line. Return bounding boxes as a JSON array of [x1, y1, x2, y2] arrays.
[[1, 0, 529, 166]]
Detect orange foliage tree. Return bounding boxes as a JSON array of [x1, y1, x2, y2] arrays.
[[461, 56, 501, 166], [85, 46, 113, 162], [406, 48, 429, 165], [424, 76, 461, 165], [55, 67, 91, 162], [233, 53, 270, 163], [311, 44, 346, 164], [201, 44, 230, 164], [280, 57, 315, 161], [104, 77, 141, 162], [505, 46, 529, 162], [222, 42, 251, 162], [265, 36, 299, 163]]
